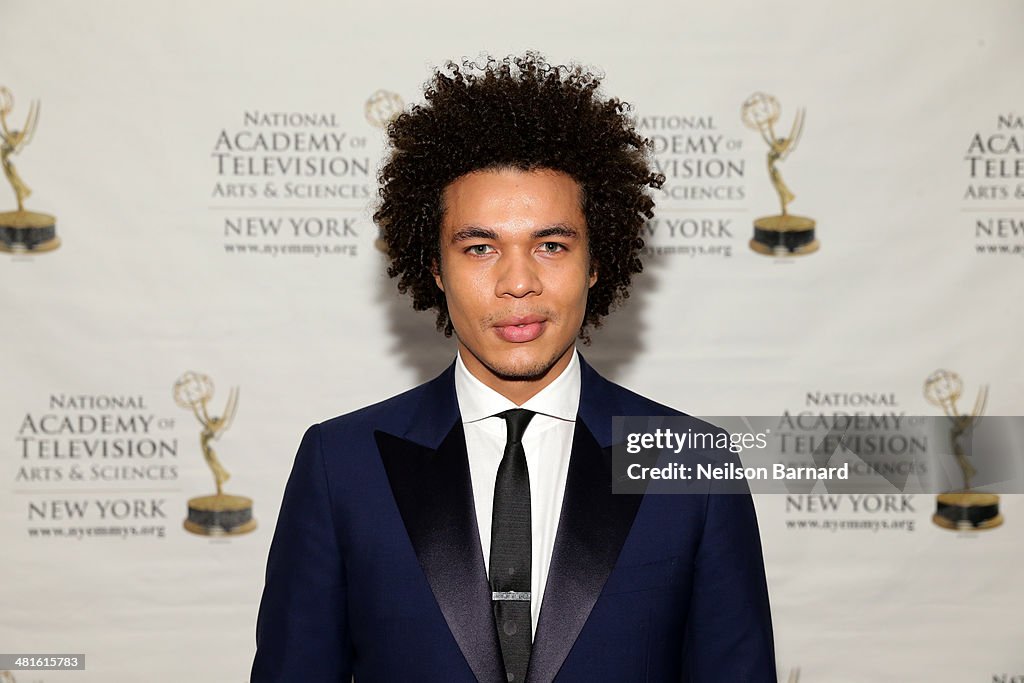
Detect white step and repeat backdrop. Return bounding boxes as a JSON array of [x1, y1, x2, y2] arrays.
[[2, 1, 1022, 681]]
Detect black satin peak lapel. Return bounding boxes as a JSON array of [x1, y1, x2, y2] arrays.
[[375, 424, 505, 683], [526, 419, 646, 683]]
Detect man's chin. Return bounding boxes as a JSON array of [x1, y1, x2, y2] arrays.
[[476, 344, 575, 383], [484, 360, 556, 383]]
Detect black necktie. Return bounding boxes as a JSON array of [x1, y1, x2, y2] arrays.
[[489, 408, 535, 683]]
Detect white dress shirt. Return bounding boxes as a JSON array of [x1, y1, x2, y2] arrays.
[[454, 347, 580, 641]]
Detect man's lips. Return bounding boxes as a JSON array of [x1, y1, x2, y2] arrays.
[[493, 315, 547, 343]]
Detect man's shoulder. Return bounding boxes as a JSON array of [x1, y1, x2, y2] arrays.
[[315, 364, 453, 440], [578, 358, 702, 446], [581, 358, 686, 418], [317, 382, 431, 434], [600, 378, 687, 418], [597, 376, 732, 440]]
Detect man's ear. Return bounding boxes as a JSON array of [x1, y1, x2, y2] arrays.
[[432, 259, 444, 292], [588, 261, 598, 288]]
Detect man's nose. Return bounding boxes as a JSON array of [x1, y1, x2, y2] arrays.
[[495, 250, 542, 298]]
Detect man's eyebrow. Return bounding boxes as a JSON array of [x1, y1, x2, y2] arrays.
[[450, 227, 499, 243], [532, 224, 580, 239], [449, 224, 580, 243]]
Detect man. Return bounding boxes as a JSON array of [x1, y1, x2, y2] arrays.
[[252, 53, 775, 682]]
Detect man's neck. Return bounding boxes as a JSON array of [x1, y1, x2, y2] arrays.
[[457, 343, 576, 406]]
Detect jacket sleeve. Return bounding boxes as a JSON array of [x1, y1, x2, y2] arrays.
[[681, 489, 777, 682], [251, 424, 352, 682]]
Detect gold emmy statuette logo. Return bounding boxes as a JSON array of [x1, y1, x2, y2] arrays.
[[0, 87, 58, 253], [174, 371, 256, 536], [365, 89, 404, 130], [924, 369, 1002, 531], [741, 92, 817, 257]]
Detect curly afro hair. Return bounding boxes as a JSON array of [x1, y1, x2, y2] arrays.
[[374, 52, 663, 342]]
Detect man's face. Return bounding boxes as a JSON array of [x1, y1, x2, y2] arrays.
[[434, 167, 596, 400]]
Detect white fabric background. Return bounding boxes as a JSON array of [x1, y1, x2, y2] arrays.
[[1, 1, 1022, 680]]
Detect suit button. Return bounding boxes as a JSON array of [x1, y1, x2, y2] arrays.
[[503, 620, 518, 636], [507, 673, 515, 682]]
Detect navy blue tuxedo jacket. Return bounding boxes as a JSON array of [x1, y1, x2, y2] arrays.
[[252, 354, 775, 682]]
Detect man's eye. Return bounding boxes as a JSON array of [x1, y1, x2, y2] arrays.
[[540, 242, 566, 253], [466, 244, 494, 255]]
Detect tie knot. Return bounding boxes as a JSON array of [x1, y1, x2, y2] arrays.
[[498, 409, 535, 445]]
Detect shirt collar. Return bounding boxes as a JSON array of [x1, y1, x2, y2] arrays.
[[454, 347, 581, 424]]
